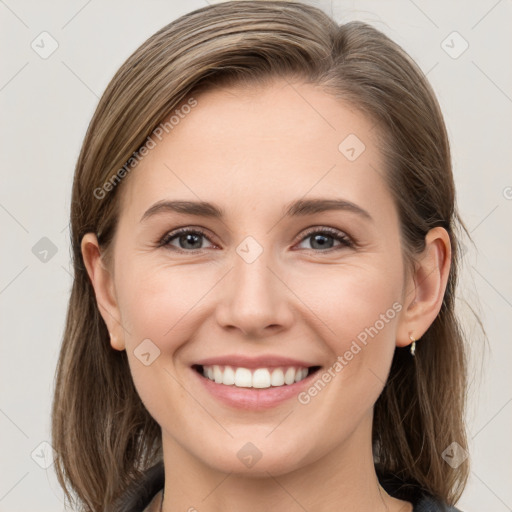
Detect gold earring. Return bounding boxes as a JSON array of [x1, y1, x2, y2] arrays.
[[409, 334, 416, 356]]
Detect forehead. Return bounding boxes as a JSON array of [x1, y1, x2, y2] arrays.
[[119, 79, 393, 223]]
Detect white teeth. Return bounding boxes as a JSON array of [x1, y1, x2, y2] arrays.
[[200, 365, 310, 388], [284, 367, 295, 385], [270, 368, 285, 386], [213, 365, 223, 384], [295, 368, 307, 382], [222, 365, 235, 385], [234, 367, 252, 387], [252, 368, 271, 388]]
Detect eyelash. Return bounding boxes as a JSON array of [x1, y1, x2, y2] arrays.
[[158, 226, 355, 253]]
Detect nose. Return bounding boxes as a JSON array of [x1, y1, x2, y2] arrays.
[[215, 247, 294, 338]]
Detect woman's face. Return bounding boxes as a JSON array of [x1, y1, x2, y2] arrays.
[[95, 79, 416, 475]]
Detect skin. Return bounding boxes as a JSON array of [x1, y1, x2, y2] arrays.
[[82, 79, 451, 512]]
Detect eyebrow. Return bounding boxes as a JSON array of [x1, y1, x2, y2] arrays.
[[140, 198, 373, 223]]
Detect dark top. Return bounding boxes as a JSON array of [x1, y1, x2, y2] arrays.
[[112, 461, 463, 512]]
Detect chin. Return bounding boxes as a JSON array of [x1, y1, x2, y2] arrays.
[[193, 436, 314, 477]]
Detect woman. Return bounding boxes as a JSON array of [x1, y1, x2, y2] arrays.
[[52, 1, 470, 511]]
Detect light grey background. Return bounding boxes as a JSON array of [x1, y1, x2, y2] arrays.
[[1, 1, 511, 511]]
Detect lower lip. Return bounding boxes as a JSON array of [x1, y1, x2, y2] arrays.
[[191, 367, 319, 410]]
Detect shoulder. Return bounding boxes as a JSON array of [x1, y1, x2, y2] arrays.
[[378, 471, 463, 512], [111, 461, 165, 512], [414, 493, 463, 511], [141, 489, 163, 512]]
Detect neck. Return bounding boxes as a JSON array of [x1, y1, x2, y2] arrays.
[[159, 416, 410, 512]]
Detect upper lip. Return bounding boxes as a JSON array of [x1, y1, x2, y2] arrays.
[[193, 355, 320, 369]]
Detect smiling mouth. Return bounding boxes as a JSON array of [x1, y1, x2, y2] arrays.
[[192, 364, 322, 389]]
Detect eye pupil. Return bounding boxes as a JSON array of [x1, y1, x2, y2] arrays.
[[310, 234, 334, 250], [163, 228, 350, 253], [180, 233, 203, 249]]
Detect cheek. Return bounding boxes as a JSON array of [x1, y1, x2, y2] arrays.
[[115, 247, 403, 362], [115, 257, 219, 348], [113, 258, 214, 422], [290, 258, 403, 415], [288, 261, 402, 433], [292, 259, 402, 345]]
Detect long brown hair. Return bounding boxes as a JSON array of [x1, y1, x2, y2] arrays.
[[52, 1, 470, 510]]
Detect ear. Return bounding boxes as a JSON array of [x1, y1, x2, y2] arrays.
[[81, 233, 125, 351], [396, 227, 451, 349]]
